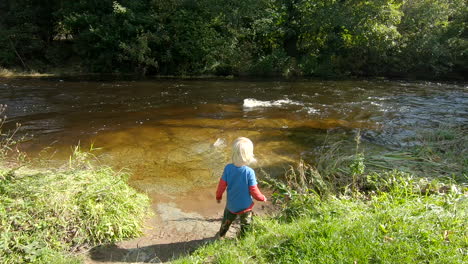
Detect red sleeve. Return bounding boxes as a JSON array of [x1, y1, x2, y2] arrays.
[[216, 179, 227, 200], [249, 185, 266, 201]]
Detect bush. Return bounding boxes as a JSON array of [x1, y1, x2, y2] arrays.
[[248, 49, 291, 77]]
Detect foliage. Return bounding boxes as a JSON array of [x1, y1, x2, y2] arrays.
[[0, 149, 150, 263], [290, 0, 403, 76], [0, 0, 58, 70], [397, 0, 468, 78], [0, 0, 466, 78]]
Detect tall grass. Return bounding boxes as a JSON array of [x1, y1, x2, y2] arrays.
[[0, 68, 15, 77], [0, 109, 151, 263], [0, 150, 151, 263], [0, 104, 25, 163], [0, 67, 54, 78], [299, 126, 467, 193], [367, 125, 467, 181]]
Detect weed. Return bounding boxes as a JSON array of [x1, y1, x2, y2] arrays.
[[0, 104, 26, 163]]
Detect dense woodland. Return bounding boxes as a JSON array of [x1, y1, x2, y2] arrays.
[[0, 0, 466, 78]]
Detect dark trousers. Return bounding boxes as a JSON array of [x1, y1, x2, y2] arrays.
[[219, 208, 253, 237]]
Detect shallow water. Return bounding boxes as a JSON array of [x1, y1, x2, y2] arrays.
[[1, 78, 466, 195]]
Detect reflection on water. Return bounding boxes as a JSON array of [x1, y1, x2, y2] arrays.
[[1, 78, 466, 195], [90, 116, 371, 194]]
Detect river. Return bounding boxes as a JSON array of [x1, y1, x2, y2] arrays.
[[1, 78, 466, 201]]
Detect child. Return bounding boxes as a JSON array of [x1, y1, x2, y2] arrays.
[[215, 137, 267, 238]]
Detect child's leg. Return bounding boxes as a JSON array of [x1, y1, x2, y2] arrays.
[[239, 211, 253, 236], [219, 208, 237, 237]]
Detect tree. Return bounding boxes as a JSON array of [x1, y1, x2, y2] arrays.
[[0, 0, 59, 70]]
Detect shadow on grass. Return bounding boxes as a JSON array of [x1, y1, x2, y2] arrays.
[[89, 236, 216, 263]]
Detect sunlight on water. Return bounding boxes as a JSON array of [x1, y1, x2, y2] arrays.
[[2, 78, 466, 201], [90, 116, 363, 194]]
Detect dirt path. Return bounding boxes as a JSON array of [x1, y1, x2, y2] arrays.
[[84, 185, 275, 263]]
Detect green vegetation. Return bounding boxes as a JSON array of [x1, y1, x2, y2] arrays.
[[1, 108, 151, 263], [175, 172, 467, 263], [367, 126, 468, 181], [174, 130, 468, 264], [0, 159, 150, 263], [0, 151, 151, 264], [1, 0, 466, 78]]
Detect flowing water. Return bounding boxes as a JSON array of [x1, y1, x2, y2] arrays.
[[1, 78, 467, 200]]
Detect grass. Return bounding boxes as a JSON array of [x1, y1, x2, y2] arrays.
[[0, 67, 55, 78], [0, 149, 151, 263], [175, 170, 467, 264], [0, 107, 151, 263], [366, 125, 467, 181], [0, 66, 237, 79], [174, 128, 468, 264]]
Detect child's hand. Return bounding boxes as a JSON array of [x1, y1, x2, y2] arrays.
[[263, 196, 268, 202]]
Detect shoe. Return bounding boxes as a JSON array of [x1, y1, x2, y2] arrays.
[[214, 232, 225, 240]]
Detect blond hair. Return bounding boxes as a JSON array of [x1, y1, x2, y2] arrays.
[[232, 137, 256, 166]]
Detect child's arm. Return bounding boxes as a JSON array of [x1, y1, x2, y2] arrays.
[[249, 185, 267, 202], [248, 169, 267, 202], [216, 178, 227, 202]]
